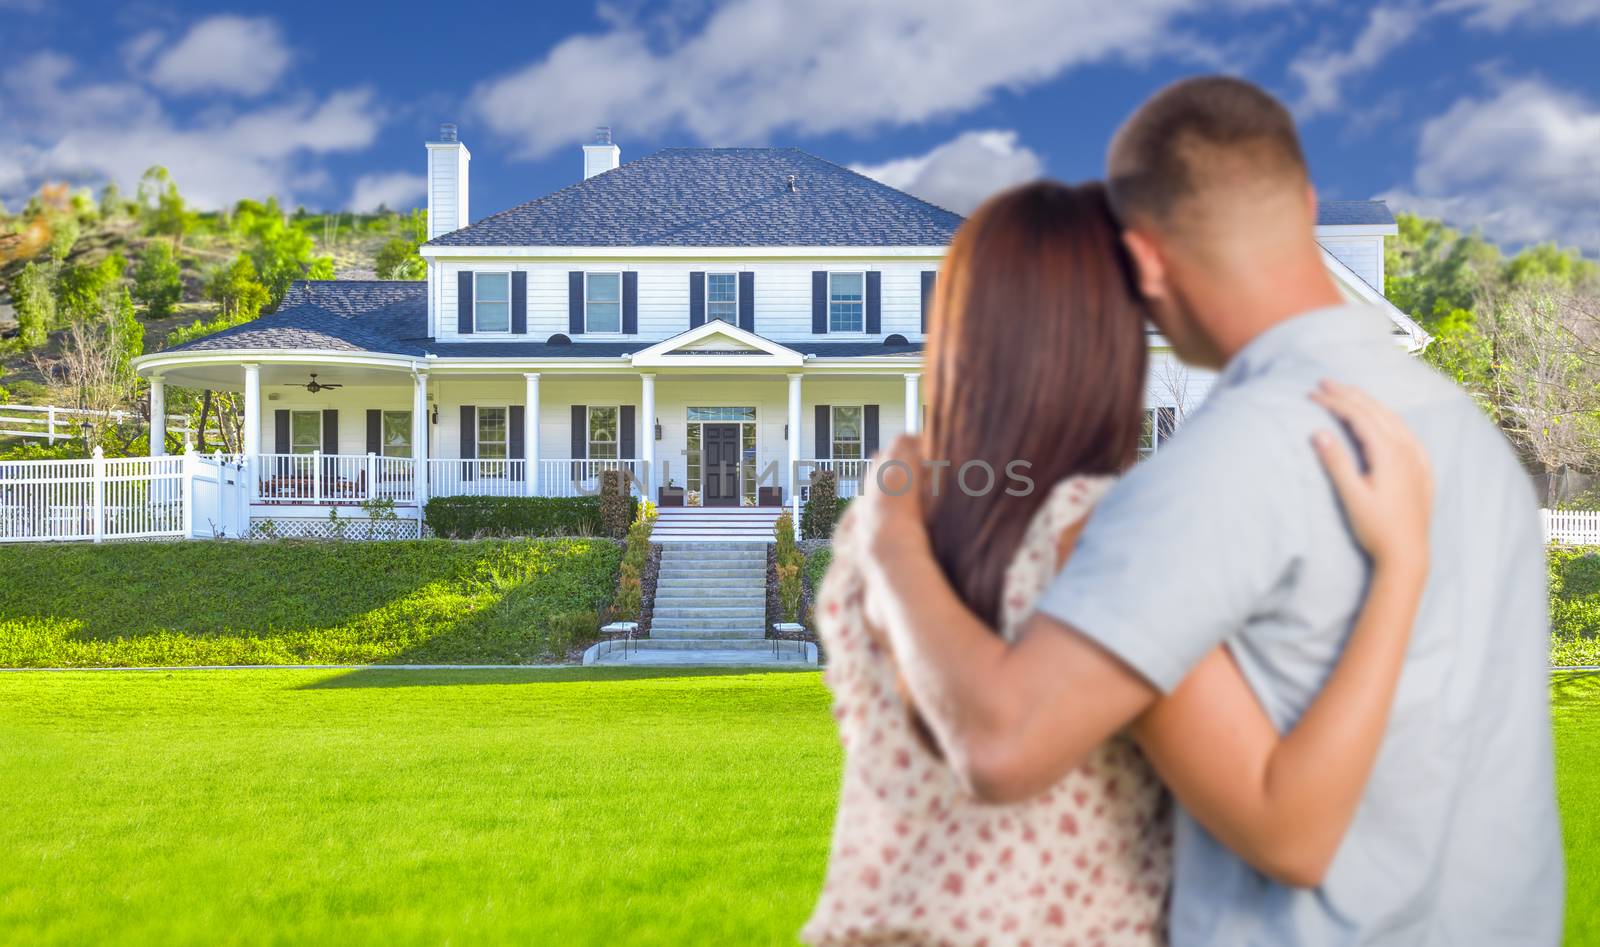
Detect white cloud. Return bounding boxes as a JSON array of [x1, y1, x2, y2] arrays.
[[1439, 0, 1600, 30], [1289, 5, 1425, 118], [348, 172, 426, 213], [1382, 78, 1600, 253], [1, 51, 382, 210], [850, 130, 1043, 214], [148, 15, 292, 97], [472, 0, 1211, 158]]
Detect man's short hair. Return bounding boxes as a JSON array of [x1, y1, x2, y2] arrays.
[[1108, 76, 1307, 227]]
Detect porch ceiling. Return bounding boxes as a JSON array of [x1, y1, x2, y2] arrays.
[[150, 359, 416, 392]]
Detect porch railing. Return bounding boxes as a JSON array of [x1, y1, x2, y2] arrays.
[[253, 453, 416, 505], [800, 458, 871, 499], [426, 459, 529, 498], [538, 459, 643, 498]]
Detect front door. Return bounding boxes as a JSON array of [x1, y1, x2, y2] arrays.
[[702, 423, 742, 507]]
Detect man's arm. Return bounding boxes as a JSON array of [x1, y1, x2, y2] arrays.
[[854, 437, 1158, 803]]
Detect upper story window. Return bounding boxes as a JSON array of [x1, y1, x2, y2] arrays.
[[831, 405, 863, 460], [829, 272, 864, 332], [290, 410, 322, 455], [586, 273, 622, 333], [473, 272, 511, 333], [588, 406, 620, 459], [706, 273, 737, 324]]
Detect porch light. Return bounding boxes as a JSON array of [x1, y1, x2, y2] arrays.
[[430, 405, 438, 425], [783, 424, 788, 440], [655, 419, 662, 441]]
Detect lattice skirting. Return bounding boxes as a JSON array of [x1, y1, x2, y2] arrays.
[[247, 517, 424, 541]]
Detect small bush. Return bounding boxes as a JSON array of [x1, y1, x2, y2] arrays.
[[612, 564, 643, 622], [544, 610, 598, 658], [777, 561, 803, 624], [799, 472, 851, 540], [775, 510, 797, 561], [599, 470, 630, 538], [424, 495, 637, 539]]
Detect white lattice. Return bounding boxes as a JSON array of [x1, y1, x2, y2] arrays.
[[248, 516, 423, 541]]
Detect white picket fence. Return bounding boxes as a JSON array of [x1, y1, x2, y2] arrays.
[[0, 404, 200, 444], [1543, 509, 1600, 546], [0, 450, 187, 542]]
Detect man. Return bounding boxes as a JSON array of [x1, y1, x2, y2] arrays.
[[852, 76, 1563, 945]]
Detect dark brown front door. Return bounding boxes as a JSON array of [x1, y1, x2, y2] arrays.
[[702, 423, 741, 507]]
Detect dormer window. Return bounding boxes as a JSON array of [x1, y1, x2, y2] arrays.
[[585, 273, 622, 333], [706, 273, 737, 323], [473, 272, 510, 333], [829, 272, 865, 332]]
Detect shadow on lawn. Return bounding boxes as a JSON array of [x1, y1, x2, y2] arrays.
[[297, 664, 817, 690]]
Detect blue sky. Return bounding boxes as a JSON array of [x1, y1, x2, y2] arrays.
[[3, 0, 1597, 253]]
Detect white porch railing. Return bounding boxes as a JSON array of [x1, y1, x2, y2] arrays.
[[538, 459, 643, 498], [0, 404, 201, 444], [427, 459, 529, 498], [1543, 509, 1600, 546], [254, 453, 416, 505], [801, 458, 871, 499], [0, 451, 186, 542]]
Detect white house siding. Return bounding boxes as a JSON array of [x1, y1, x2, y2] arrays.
[[432, 258, 937, 344], [1146, 349, 1215, 418], [256, 384, 414, 455], [1317, 236, 1383, 292]]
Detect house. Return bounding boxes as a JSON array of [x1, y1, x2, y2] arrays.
[[131, 126, 1426, 533]]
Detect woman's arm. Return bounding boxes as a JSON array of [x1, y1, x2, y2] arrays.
[[1132, 381, 1433, 888]]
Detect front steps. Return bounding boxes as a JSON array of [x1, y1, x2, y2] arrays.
[[650, 507, 782, 543], [593, 541, 813, 666]]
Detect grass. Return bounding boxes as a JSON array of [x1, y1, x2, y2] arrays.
[[0, 667, 1592, 945], [0, 539, 620, 667], [0, 667, 840, 946]]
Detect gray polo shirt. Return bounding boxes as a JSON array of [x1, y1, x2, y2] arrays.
[[1038, 304, 1564, 946]]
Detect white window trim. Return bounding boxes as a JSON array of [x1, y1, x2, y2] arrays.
[[584, 272, 625, 335], [705, 272, 739, 325], [587, 404, 623, 459], [830, 403, 865, 460], [476, 405, 512, 460], [380, 409, 413, 459], [471, 270, 515, 335], [288, 409, 323, 455], [828, 271, 867, 334]]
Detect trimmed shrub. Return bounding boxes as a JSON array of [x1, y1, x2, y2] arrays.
[[800, 471, 839, 540], [544, 610, 598, 658], [599, 470, 630, 538], [424, 495, 637, 539]]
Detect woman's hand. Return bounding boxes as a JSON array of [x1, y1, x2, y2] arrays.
[[1310, 380, 1433, 571]]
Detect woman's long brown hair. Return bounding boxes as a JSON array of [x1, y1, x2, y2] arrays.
[[922, 181, 1148, 628]]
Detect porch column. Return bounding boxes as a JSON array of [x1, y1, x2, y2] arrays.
[[148, 376, 166, 456], [787, 372, 803, 519], [242, 363, 261, 456], [639, 373, 656, 498], [524, 372, 541, 497], [904, 372, 922, 434], [413, 370, 430, 505]]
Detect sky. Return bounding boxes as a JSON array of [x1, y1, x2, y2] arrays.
[[2, 0, 1597, 254]]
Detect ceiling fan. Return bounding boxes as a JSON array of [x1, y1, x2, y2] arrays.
[[299, 373, 343, 394]]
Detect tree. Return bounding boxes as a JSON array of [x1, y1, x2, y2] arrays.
[[108, 288, 144, 379], [57, 253, 127, 323], [374, 209, 428, 280], [11, 262, 56, 349], [48, 214, 80, 263], [132, 241, 183, 318], [205, 254, 271, 321], [98, 181, 125, 220], [137, 166, 193, 249]]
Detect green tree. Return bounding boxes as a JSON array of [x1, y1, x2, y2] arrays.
[[205, 254, 271, 321], [98, 181, 125, 220], [11, 262, 55, 348], [137, 166, 194, 249], [49, 214, 80, 263], [57, 253, 127, 323], [305, 256, 336, 281], [1504, 242, 1599, 291], [132, 241, 183, 318], [375, 237, 425, 280]]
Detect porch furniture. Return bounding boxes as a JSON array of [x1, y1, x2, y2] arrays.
[[757, 486, 782, 508], [657, 485, 685, 507], [600, 621, 640, 660], [771, 622, 809, 660]]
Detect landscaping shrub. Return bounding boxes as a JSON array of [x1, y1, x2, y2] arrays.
[[0, 538, 622, 667], [1551, 548, 1600, 641], [800, 471, 840, 539], [599, 469, 630, 538], [610, 502, 657, 623], [544, 610, 599, 658], [774, 512, 804, 624], [424, 494, 637, 539]]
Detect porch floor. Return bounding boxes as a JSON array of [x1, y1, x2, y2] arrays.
[[651, 507, 782, 543]]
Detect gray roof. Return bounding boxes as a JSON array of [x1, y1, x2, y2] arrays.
[[426, 148, 963, 248], [166, 281, 922, 360], [1316, 200, 1395, 226]]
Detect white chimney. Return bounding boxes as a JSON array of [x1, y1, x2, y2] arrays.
[[583, 126, 620, 180], [425, 123, 470, 239]]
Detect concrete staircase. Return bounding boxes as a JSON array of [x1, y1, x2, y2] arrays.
[[595, 541, 811, 666]]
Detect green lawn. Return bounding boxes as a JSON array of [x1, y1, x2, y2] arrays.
[[0, 668, 1593, 945]]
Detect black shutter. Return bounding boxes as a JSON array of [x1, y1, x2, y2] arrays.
[[620, 405, 636, 459], [457, 271, 474, 335], [274, 409, 289, 453], [920, 271, 936, 333], [814, 405, 830, 459], [366, 409, 381, 455], [622, 271, 638, 334], [571, 405, 587, 459], [509, 405, 525, 481], [812, 271, 828, 333], [460, 405, 475, 481], [321, 409, 338, 455], [738, 271, 755, 332], [865, 271, 882, 334], [568, 272, 584, 334], [511, 271, 527, 334], [864, 405, 880, 456], [689, 272, 706, 327]]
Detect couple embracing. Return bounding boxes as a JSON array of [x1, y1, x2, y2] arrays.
[[801, 77, 1563, 946]]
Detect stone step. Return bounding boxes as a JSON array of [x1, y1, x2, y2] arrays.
[[651, 618, 766, 633], [653, 593, 766, 606], [658, 551, 768, 563], [656, 569, 766, 582], [637, 637, 770, 650], [656, 541, 772, 552], [657, 578, 765, 592], [594, 647, 805, 666], [652, 605, 768, 620]]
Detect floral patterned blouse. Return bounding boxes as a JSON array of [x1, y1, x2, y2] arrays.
[[803, 476, 1173, 947]]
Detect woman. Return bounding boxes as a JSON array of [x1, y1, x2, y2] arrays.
[[802, 181, 1432, 946]]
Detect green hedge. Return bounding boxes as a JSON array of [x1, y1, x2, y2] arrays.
[[0, 538, 621, 667], [424, 495, 639, 539], [1552, 548, 1600, 665]]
